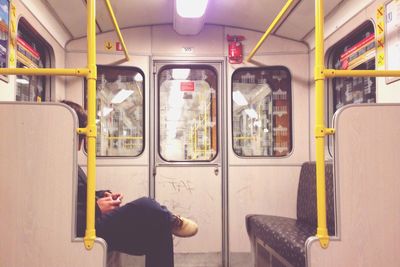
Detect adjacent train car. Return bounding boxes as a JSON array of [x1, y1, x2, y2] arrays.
[[1, 0, 400, 266]]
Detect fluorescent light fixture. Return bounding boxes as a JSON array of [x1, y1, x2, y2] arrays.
[[245, 108, 258, 119], [16, 78, 29, 84], [134, 73, 143, 82], [172, 68, 190, 80], [176, 0, 208, 18], [111, 89, 134, 104], [97, 107, 113, 117], [233, 91, 248, 106], [254, 120, 262, 127]]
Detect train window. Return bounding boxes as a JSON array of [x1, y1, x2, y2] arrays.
[[158, 66, 218, 161], [90, 66, 145, 157], [231, 67, 292, 157], [16, 18, 52, 102], [329, 21, 376, 114]]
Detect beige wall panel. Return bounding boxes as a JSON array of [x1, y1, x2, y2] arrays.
[[225, 27, 308, 55], [229, 166, 300, 252], [0, 103, 106, 267], [155, 166, 222, 254], [80, 166, 149, 201], [304, 0, 375, 49], [20, 0, 71, 46], [151, 25, 224, 56], [66, 27, 152, 55], [308, 104, 400, 267]]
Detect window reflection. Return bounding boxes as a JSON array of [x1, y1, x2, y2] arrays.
[[91, 66, 144, 157], [158, 66, 217, 161], [232, 68, 292, 157], [16, 18, 50, 102]]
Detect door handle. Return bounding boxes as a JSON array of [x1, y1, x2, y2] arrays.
[[214, 167, 219, 176]]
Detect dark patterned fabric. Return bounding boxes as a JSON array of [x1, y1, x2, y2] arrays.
[[246, 215, 315, 267], [246, 161, 335, 267], [296, 161, 335, 235]]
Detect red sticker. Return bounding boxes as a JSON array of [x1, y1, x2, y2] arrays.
[[180, 81, 195, 91]]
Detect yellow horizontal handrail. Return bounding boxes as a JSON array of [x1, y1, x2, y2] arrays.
[[246, 0, 294, 62], [105, 136, 143, 140], [0, 68, 89, 76], [104, 0, 129, 62], [325, 69, 400, 77]]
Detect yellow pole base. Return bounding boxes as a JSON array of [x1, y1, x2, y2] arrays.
[[84, 229, 96, 250], [316, 227, 330, 248]]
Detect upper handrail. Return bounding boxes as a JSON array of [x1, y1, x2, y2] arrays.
[[103, 0, 130, 63], [246, 0, 295, 62]]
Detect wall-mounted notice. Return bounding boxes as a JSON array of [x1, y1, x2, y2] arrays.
[[385, 0, 400, 83]]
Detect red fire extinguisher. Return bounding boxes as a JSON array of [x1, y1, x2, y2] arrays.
[[227, 35, 245, 64]]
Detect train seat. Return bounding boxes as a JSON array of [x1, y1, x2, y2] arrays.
[[246, 161, 335, 267], [0, 103, 106, 267]]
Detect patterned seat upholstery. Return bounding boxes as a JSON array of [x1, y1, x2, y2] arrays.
[[246, 161, 335, 267]]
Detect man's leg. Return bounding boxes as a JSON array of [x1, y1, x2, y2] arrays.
[[97, 197, 174, 267]]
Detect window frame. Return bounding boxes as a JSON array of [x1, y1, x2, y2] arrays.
[[84, 65, 146, 158], [326, 20, 376, 155], [157, 64, 219, 163], [231, 66, 293, 158], [15, 17, 53, 102]]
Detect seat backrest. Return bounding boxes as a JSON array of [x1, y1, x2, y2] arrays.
[[296, 161, 335, 235], [0, 102, 106, 267]]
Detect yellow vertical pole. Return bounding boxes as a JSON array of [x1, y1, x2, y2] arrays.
[[314, 0, 329, 248], [84, 0, 98, 250]]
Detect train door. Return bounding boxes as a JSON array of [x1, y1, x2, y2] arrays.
[[152, 61, 225, 266]]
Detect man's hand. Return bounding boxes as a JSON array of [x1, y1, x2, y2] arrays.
[[97, 191, 123, 215]]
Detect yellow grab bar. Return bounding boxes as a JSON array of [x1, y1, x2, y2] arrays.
[[314, 0, 330, 249], [246, 0, 294, 62], [104, 0, 130, 62], [0, 68, 89, 76], [84, 0, 97, 251], [325, 69, 400, 77]]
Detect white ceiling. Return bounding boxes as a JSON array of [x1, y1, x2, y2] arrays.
[[43, 0, 344, 42]]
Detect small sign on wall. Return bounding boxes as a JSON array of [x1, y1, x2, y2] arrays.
[[104, 40, 113, 51], [180, 81, 195, 91], [385, 1, 400, 83], [116, 41, 123, 51], [181, 47, 194, 54]]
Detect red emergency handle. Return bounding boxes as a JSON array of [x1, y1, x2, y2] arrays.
[[227, 35, 245, 64]]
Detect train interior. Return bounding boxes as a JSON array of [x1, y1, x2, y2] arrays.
[[1, 0, 400, 266]]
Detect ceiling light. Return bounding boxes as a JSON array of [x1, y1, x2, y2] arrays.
[[245, 108, 258, 119], [16, 78, 29, 84], [233, 91, 248, 106], [134, 73, 143, 82], [172, 69, 190, 80], [111, 89, 134, 104], [97, 107, 113, 117], [176, 0, 208, 18]]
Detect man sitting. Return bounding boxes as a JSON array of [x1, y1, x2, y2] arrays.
[[62, 100, 198, 267]]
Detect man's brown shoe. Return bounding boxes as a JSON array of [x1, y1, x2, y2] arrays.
[[171, 215, 198, 237]]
